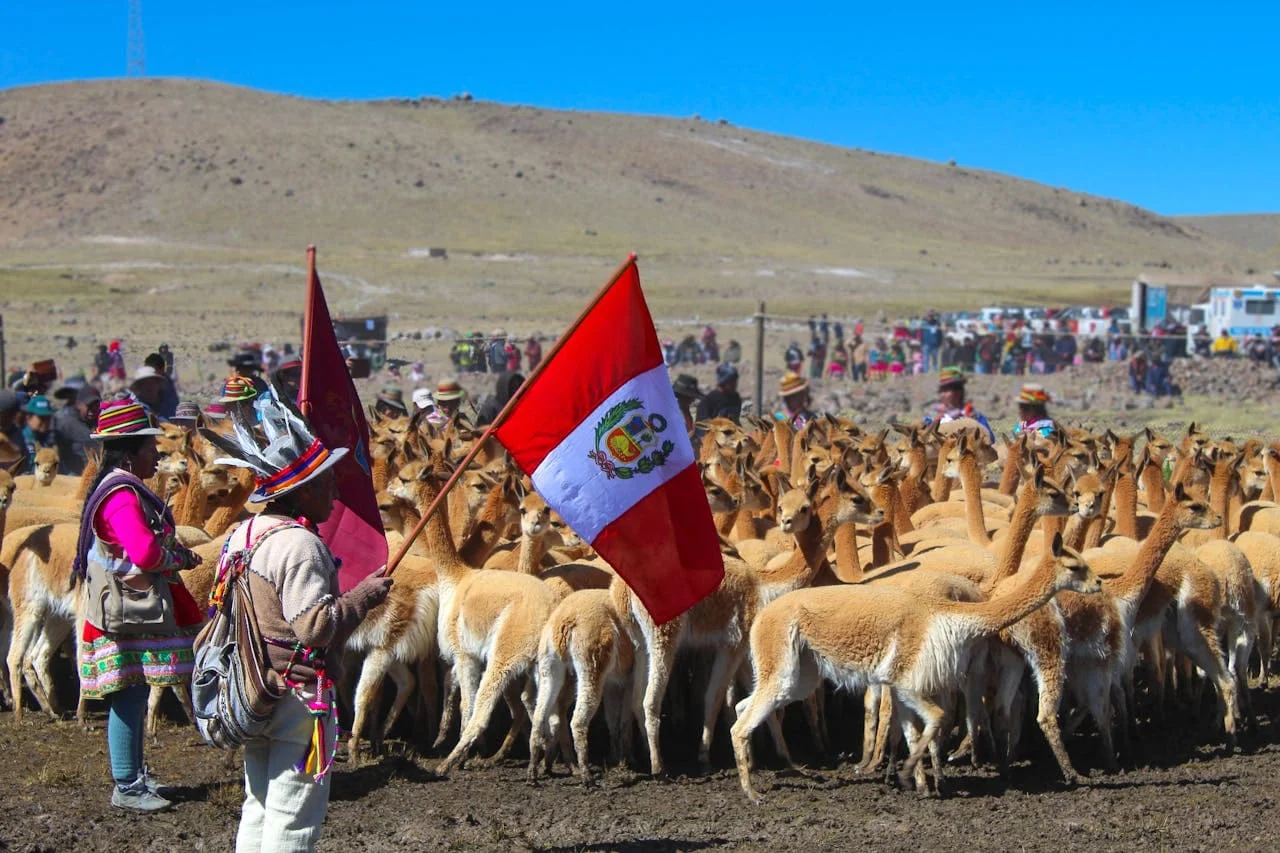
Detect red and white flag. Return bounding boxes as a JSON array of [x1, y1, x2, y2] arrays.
[[494, 258, 724, 624]]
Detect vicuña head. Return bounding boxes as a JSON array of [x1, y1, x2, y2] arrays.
[[1168, 481, 1223, 531], [1047, 533, 1103, 595], [33, 447, 60, 486]]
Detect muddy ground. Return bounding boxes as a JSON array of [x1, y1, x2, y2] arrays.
[[3, 675, 1280, 853]]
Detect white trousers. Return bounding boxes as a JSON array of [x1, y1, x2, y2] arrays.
[[236, 692, 336, 853]]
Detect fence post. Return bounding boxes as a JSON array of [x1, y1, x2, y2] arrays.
[[0, 314, 6, 386], [754, 301, 765, 417]]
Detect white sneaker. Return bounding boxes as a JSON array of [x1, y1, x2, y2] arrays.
[[111, 777, 172, 813]]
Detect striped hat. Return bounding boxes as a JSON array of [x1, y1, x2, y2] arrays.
[[435, 379, 466, 402], [171, 402, 202, 426], [200, 391, 346, 503], [204, 402, 228, 420], [218, 375, 259, 403], [1018, 383, 1050, 405], [91, 399, 165, 440], [779, 372, 808, 397], [938, 365, 966, 390]]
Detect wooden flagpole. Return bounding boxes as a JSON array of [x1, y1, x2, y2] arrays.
[[384, 252, 638, 576]]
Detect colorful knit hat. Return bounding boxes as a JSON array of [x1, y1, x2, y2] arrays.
[[200, 381, 347, 503], [435, 379, 466, 402], [91, 398, 165, 440], [938, 366, 966, 390], [204, 402, 228, 420], [1018, 383, 1050, 405], [218, 375, 259, 404], [779, 372, 808, 397]]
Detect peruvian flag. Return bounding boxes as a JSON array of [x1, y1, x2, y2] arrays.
[[299, 247, 389, 593], [494, 258, 724, 624]]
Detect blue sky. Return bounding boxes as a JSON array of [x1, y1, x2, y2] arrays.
[[2, 1, 1276, 215]]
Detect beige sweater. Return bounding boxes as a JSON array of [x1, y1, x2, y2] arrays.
[[227, 515, 378, 687]]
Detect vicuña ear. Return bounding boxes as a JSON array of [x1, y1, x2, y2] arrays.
[[1174, 481, 1188, 502], [1052, 531, 1064, 557]]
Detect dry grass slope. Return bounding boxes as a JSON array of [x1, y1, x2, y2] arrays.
[[0, 78, 1271, 361], [1175, 214, 1280, 256]]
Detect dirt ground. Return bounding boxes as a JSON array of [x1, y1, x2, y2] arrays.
[[4, 676, 1280, 853]]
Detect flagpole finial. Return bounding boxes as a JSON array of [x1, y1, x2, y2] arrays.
[[629, 251, 637, 261]]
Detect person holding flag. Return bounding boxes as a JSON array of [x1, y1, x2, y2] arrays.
[[200, 387, 392, 851], [199, 246, 393, 851]]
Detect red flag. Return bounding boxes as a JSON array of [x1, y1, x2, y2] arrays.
[[298, 247, 388, 593], [494, 259, 723, 624]]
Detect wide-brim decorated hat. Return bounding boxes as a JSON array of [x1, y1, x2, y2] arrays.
[[201, 377, 347, 503], [1018, 383, 1050, 405], [779, 372, 808, 396], [938, 365, 966, 390], [435, 379, 466, 401], [91, 399, 166, 440], [218, 375, 259, 404]]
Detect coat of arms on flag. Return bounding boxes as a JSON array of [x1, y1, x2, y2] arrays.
[[588, 399, 674, 478]]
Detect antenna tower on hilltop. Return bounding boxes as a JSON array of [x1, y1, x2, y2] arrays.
[[127, 0, 146, 76]]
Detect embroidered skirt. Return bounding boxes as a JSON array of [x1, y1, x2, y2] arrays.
[[79, 625, 198, 700]]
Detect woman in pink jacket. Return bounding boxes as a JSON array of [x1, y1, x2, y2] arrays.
[[73, 399, 205, 813]]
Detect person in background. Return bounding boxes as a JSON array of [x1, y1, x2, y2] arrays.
[[130, 366, 173, 420], [431, 379, 467, 424], [218, 376, 260, 423], [20, 394, 57, 472], [157, 344, 175, 379], [1013, 384, 1056, 438], [504, 338, 521, 373], [701, 324, 719, 363], [777, 372, 815, 429], [785, 341, 803, 373], [411, 388, 435, 413], [697, 363, 742, 424], [808, 334, 827, 380], [1212, 329, 1238, 358], [525, 335, 543, 373], [228, 350, 269, 397], [95, 344, 113, 380], [54, 384, 102, 475], [477, 372, 525, 426], [1145, 353, 1174, 397], [828, 341, 849, 380], [924, 367, 994, 443], [409, 361, 427, 384], [373, 388, 408, 419], [73, 399, 204, 813], [450, 337, 472, 373], [849, 334, 869, 382], [144, 354, 180, 420], [921, 311, 941, 373], [488, 331, 507, 374], [671, 374, 703, 435], [723, 339, 742, 364], [170, 403, 201, 430], [272, 360, 302, 405], [108, 341, 126, 381], [0, 390, 23, 451], [1053, 328, 1078, 370]]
